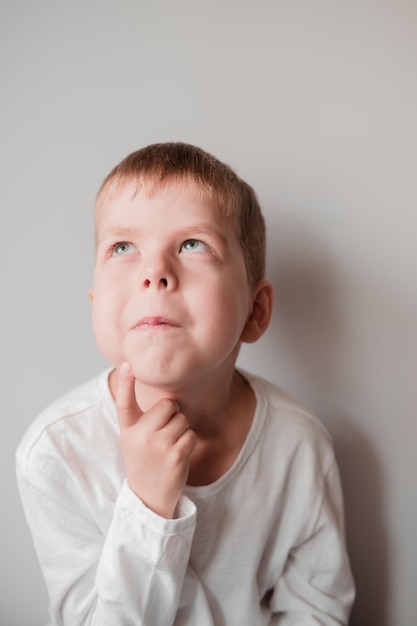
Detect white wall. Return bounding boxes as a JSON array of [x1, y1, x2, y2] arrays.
[[1, 1, 416, 624]]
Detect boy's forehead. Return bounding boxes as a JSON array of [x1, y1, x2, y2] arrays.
[[94, 175, 233, 240]]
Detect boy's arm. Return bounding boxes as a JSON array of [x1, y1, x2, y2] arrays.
[[15, 364, 200, 626], [269, 460, 355, 625], [16, 456, 197, 626]]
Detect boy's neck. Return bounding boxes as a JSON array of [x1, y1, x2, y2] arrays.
[[185, 369, 256, 486]]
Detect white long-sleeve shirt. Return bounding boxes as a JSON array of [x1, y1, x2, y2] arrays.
[[16, 369, 354, 625]]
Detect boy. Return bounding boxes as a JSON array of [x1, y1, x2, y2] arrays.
[[16, 142, 354, 625]]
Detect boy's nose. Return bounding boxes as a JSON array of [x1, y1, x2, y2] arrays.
[[140, 249, 178, 291], [143, 277, 169, 288], [140, 259, 177, 290]]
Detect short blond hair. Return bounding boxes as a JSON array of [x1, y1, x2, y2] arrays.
[[96, 143, 266, 283]]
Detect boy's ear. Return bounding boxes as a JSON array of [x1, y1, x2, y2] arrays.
[[88, 288, 93, 304], [240, 280, 273, 344]]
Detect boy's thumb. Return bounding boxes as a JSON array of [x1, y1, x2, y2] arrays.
[[115, 361, 142, 427]]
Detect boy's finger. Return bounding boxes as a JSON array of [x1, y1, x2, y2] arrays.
[[115, 362, 142, 428]]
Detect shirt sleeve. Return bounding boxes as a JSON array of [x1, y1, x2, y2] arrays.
[[269, 460, 355, 625], [16, 461, 197, 626]]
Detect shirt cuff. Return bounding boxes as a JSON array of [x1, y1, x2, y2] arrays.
[[119, 480, 197, 535]]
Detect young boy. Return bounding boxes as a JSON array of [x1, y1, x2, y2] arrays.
[[16, 142, 354, 625]]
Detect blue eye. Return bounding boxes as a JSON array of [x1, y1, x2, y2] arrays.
[[181, 239, 209, 252], [113, 242, 134, 255]]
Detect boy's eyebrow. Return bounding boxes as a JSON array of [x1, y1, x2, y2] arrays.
[[96, 226, 136, 245], [177, 224, 229, 244], [96, 223, 229, 245]]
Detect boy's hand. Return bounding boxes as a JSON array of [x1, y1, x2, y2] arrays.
[[115, 362, 197, 519]]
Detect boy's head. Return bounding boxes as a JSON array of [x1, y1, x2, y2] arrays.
[[95, 142, 266, 284], [91, 142, 272, 388]]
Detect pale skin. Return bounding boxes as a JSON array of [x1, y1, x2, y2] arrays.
[[90, 179, 273, 519]]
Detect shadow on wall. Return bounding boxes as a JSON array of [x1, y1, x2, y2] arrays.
[[333, 420, 390, 626], [268, 217, 390, 626]]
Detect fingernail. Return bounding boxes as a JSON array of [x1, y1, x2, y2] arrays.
[[120, 361, 132, 376]]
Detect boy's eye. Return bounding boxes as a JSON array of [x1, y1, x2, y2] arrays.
[[112, 242, 134, 256], [181, 239, 209, 253]]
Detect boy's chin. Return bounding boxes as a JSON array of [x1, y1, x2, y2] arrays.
[[129, 362, 190, 391]]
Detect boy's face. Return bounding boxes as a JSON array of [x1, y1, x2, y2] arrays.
[[90, 179, 256, 390]]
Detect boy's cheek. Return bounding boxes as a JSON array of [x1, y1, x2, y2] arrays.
[[92, 316, 124, 368]]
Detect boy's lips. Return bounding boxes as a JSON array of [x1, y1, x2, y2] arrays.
[[132, 316, 181, 330]]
